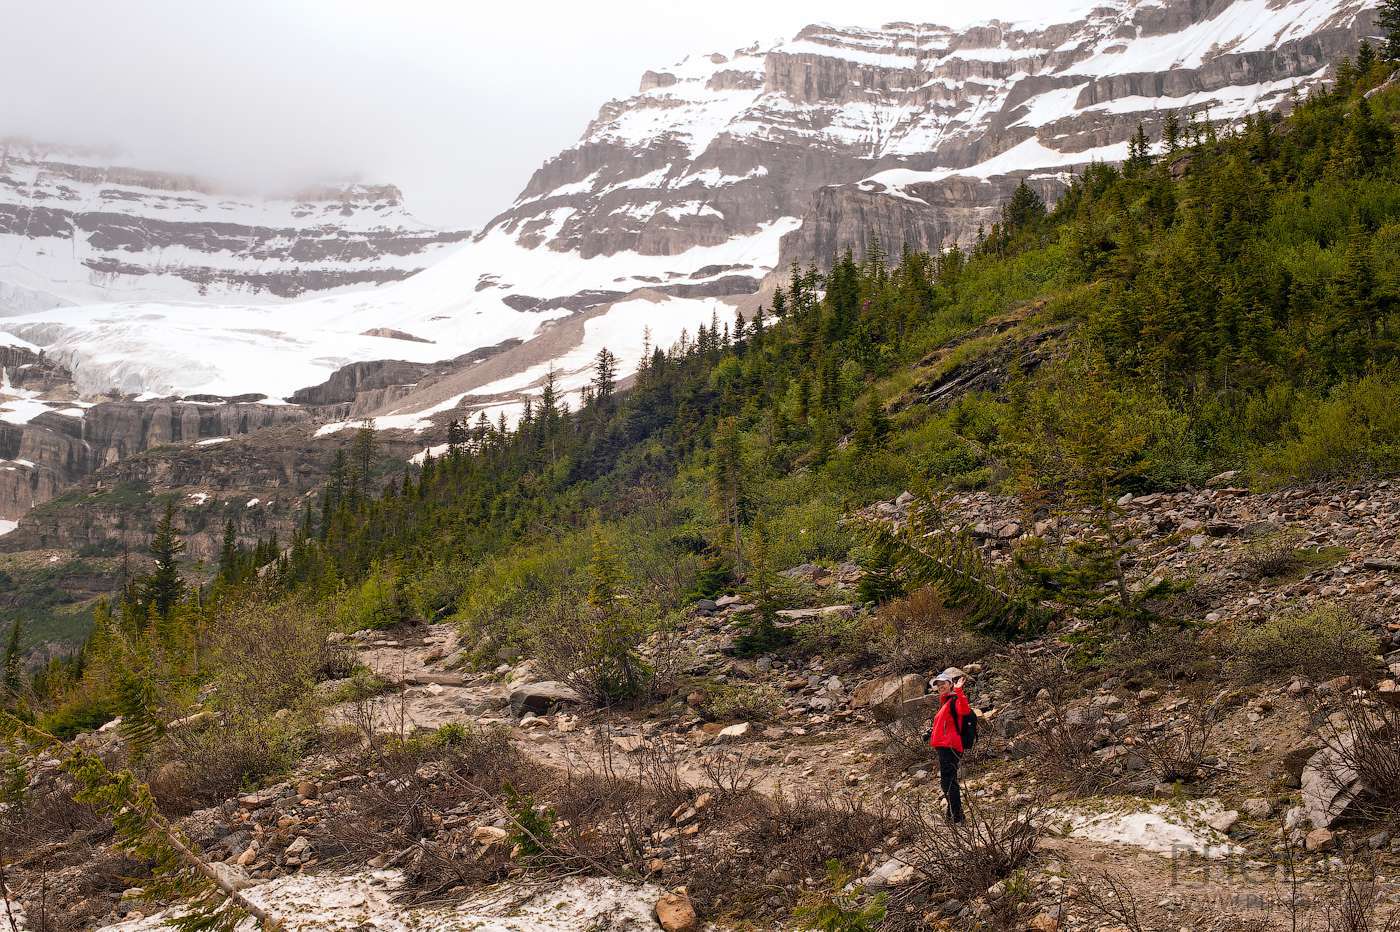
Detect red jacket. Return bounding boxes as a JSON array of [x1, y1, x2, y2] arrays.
[[930, 686, 971, 752]]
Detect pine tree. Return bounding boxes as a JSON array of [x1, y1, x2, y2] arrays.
[[350, 419, 378, 497], [711, 418, 745, 567], [853, 394, 892, 452], [1002, 179, 1046, 231], [3, 620, 22, 695], [592, 347, 617, 406], [1163, 111, 1182, 152], [1378, 2, 1400, 61], [1357, 39, 1378, 75], [143, 502, 185, 618], [217, 519, 238, 584]]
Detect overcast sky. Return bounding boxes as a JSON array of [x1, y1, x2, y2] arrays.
[[1, 0, 1091, 229]]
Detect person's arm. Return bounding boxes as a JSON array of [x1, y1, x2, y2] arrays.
[[954, 685, 971, 716]]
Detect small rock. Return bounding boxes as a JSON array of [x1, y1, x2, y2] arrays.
[[655, 888, 698, 932], [1209, 810, 1240, 834], [1305, 827, 1335, 851], [1242, 798, 1272, 819]]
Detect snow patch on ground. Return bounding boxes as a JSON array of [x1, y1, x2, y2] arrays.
[[1054, 799, 1241, 859], [0, 520, 17, 537], [195, 437, 231, 446], [95, 871, 661, 931]]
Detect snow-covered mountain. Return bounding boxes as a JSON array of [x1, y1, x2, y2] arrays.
[[0, 0, 1378, 431], [0, 139, 470, 314]]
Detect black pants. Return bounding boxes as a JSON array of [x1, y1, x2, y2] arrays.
[[937, 747, 964, 823]]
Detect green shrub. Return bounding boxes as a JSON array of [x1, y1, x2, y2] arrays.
[[1255, 372, 1400, 485], [1231, 604, 1377, 681], [699, 682, 785, 722]]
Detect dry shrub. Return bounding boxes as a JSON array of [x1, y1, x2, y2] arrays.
[[531, 594, 655, 706], [686, 787, 896, 921], [1106, 627, 1215, 688], [1237, 529, 1308, 579], [154, 713, 316, 811], [865, 585, 994, 674], [889, 797, 1040, 915], [995, 643, 1072, 701], [1068, 868, 1152, 932], [322, 725, 538, 901], [203, 598, 342, 717], [1315, 689, 1400, 823], [1132, 696, 1226, 784], [1023, 694, 1116, 793], [1231, 604, 1377, 684], [877, 704, 938, 772], [1323, 858, 1400, 932]]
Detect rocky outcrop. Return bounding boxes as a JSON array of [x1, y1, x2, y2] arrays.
[[0, 399, 312, 522]]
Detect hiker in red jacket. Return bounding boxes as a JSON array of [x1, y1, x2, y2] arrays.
[[929, 667, 970, 824]]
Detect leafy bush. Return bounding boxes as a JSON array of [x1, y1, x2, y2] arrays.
[[333, 563, 414, 631], [698, 682, 785, 722], [1231, 604, 1376, 682], [1256, 372, 1400, 485]]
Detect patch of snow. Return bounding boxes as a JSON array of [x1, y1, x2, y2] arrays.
[[1055, 799, 1241, 859], [95, 871, 662, 931], [196, 437, 232, 446], [0, 520, 17, 537], [186, 492, 209, 505], [1069, 0, 1352, 76], [0, 398, 56, 426], [0, 331, 41, 352], [409, 442, 451, 465], [245, 498, 260, 508]]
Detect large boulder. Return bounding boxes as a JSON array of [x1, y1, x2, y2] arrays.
[[851, 673, 926, 718], [508, 681, 583, 714], [1302, 737, 1365, 829]]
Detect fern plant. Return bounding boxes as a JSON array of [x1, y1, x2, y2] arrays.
[[792, 860, 887, 931], [862, 499, 1046, 639]]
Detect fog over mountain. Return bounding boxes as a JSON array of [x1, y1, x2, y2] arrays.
[[0, 0, 1088, 228]]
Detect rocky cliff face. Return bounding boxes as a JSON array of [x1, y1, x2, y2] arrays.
[[491, 0, 1375, 270], [0, 354, 312, 523], [0, 140, 470, 313]]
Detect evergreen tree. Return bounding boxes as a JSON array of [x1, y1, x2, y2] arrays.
[[711, 417, 745, 566], [1357, 39, 1378, 74], [1378, 1, 1400, 61], [853, 394, 892, 452], [592, 347, 617, 406], [350, 419, 378, 498], [217, 519, 238, 584], [1163, 110, 1182, 152], [143, 502, 185, 618], [2, 620, 22, 695], [1002, 179, 1046, 231]]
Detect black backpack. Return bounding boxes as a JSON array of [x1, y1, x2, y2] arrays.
[[956, 703, 979, 751]]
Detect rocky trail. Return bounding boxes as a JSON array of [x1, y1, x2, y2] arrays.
[[8, 479, 1400, 930]]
